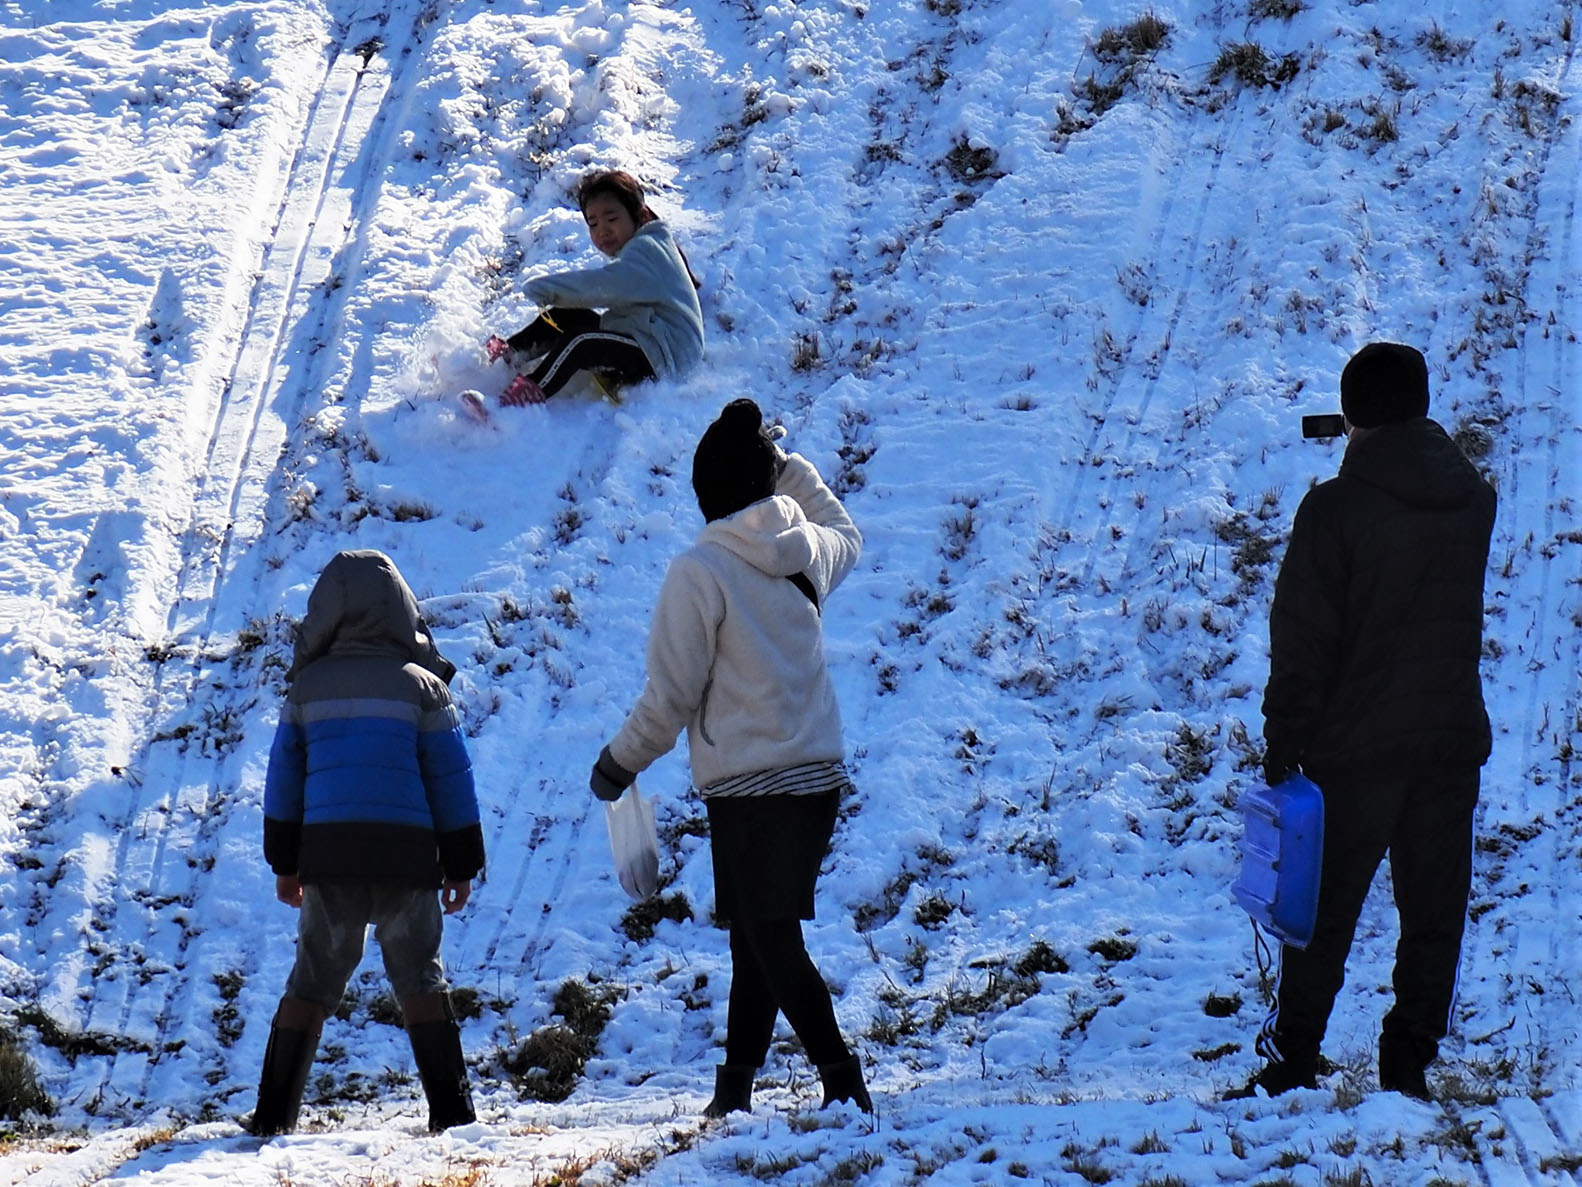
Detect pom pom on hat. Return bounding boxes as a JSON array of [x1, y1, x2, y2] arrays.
[[692, 399, 779, 522]]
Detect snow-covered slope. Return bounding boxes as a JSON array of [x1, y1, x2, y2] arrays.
[[1, 0, 1580, 1183]]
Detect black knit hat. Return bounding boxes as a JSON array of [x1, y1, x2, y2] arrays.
[[1340, 342, 1430, 428], [692, 399, 778, 522]]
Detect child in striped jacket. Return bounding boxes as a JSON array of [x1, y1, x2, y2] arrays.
[[251, 550, 485, 1136]]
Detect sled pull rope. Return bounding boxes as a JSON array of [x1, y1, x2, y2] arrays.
[[1251, 917, 1276, 994]]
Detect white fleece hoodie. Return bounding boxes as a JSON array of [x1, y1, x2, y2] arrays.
[[607, 453, 862, 790]]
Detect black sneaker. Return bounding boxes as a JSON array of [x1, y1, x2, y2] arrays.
[[1223, 1060, 1318, 1100]]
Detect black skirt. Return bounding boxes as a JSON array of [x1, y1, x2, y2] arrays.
[[705, 790, 839, 923]]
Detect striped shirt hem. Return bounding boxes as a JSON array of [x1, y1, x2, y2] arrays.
[[700, 760, 850, 799]]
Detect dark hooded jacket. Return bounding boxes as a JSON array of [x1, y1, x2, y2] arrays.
[[1262, 418, 1496, 778], [263, 551, 484, 887]]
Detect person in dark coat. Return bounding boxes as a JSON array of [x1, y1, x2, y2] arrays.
[[1235, 342, 1496, 1101], [250, 550, 486, 1136]]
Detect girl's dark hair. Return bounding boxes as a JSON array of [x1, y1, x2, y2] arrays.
[[577, 169, 701, 289], [577, 170, 657, 226]]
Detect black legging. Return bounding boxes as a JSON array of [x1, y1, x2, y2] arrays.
[[724, 917, 849, 1069], [507, 308, 654, 397]]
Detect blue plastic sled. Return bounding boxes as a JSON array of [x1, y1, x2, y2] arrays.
[[1233, 772, 1324, 949]]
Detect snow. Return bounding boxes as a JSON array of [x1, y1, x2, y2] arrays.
[[2, 0, 1580, 1183]]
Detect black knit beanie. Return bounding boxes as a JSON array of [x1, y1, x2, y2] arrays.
[[692, 399, 778, 522], [1340, 342, 1430, 428]]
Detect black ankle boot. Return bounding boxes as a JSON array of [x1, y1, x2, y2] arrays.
[[1223, 1057, 1318, 1100], [404, 992, 476, 1132], [818, 1054, 872, 1112], [249, 999, 325, 1136], [1379, 1034, 1433, 1101], [703, 1064, 756, 1118]]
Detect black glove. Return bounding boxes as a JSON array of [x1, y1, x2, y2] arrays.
[[1262, 749, 1299, 789], [590, 745, 636, 802]]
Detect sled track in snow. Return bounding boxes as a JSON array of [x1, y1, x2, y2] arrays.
[[1430, 21, 1582, 1187], [42, 2, 434, 1124], [465, 430, 624, 987], [1529, 18, 1582, 1120], [466, 717, 597, 988], [1440, 1090, 1582, 1187], [1498, 0, 1582, 831], [1073, 119, 1237, 596], [1510, 9, 1582, 1093], [1506, 12, 1582, 1170]]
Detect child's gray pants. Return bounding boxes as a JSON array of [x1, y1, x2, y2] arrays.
[[283, 882, 447, 1012]]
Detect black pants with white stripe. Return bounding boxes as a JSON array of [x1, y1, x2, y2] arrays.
[[507, 308, 654, 397], [1257, 766, 1480, 1073]]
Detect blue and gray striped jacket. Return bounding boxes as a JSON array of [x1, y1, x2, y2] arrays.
[[263, 551, 484, 887]]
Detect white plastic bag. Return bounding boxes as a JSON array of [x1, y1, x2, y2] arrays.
[[605, 781, 660, 900]]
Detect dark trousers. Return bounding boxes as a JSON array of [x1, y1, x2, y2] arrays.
[[508, 308, 654, 396], [1258, 767, 1480, 1070], [723, 917, 849, 1069]]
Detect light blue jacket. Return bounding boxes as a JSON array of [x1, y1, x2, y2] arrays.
[[525, 220, 705, 379]]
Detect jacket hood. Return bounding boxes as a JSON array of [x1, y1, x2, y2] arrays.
[[1339, 418, 1488, 511], [287, 550, 456, 684], [697, 495, 816, 578]]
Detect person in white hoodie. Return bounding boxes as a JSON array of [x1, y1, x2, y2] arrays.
[[590, 398, 871, 1117], [489, 170, 704, 405]]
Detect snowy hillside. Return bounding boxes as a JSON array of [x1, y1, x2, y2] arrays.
[[2, 0, 1580, 1183]]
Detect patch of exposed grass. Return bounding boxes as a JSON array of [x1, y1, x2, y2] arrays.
[[366, 992, 404, 1028], [1417, 23, 1472, 61], [1165, 722, 1217, 785], [1012, 940, 1069, 977], [1070, 12, 1172, 122], [1210, 42, 1301, 89], [0, 1029, 51, 1119], [1093, 13, 1169, 61], [212, 969, 245, 1046], [1192, 1042, 1241, 1062], [498, 979, 620, 1104], [1088, 935, 1138, 962], [16, 1006, 148, 1062], [1203, 992, 1243, 1017], [1249, 0, 1305, 19], [620, 891, 693, 942], [943, 138, 1000, 184], [1216, 512, 1280, 584], [914, 892, 956, 929]]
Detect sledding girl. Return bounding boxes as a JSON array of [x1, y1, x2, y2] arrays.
[[490, 170, 704, 404], [588, 399, 872, 1118]]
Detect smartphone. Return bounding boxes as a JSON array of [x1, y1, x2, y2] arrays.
[[1301, 414, 1348, 439]]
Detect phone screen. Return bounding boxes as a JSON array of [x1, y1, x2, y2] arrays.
[[1301, 414, 1348, 439]]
